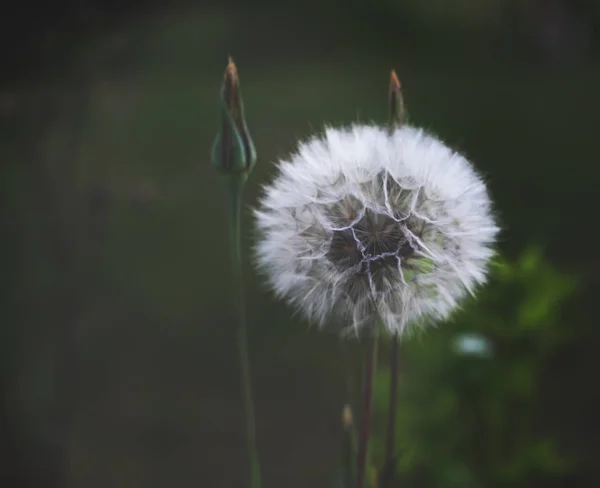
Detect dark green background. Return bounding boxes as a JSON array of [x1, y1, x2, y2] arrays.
[[2, 1, 599, 486]]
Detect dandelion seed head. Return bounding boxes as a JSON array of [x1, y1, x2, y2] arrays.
[[254, 124, 498, 336]]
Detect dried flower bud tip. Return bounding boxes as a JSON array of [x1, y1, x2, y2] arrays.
[[388, 69, 406, 130]]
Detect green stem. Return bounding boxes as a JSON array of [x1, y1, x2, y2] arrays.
[[357, 330, 379, 488], [385, 332, 399, 463], [228, 175, 262, 488]]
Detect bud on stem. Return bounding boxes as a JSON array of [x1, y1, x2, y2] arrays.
[[388, 70, 407, 133], [211, 57, 257, 175], [210, 57, 262, 488], [337, 404, 357, 488], [382, 69, 406, 488]]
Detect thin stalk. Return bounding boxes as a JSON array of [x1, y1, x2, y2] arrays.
[[383, 70, 405, 483], [385, 332, 399, 463], [228, 176, 262, 488], [356, 331, 379, 488]]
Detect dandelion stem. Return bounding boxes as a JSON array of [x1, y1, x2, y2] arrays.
[[357, 330, 379, 488], [385, 332, 399, 463], [382, 69, 405, 486], [228, 175, 262, 488]]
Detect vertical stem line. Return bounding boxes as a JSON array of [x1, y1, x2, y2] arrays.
[[385, 332, 399, 463], [228, 176, 262, 488], [357, 331, 379, 488]]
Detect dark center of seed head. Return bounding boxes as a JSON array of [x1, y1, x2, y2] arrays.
[[326, 209, 415, 272]]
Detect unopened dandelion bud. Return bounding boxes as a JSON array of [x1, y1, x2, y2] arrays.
[[342, 404, 353, 429], [388, 70, 406, 130], [211, 57, 257, 175], [338, 404, 357, 488]]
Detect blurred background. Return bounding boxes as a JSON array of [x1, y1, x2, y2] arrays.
[[2, 0, 600, 486]]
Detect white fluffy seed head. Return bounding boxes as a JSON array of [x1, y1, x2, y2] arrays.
[[254, 124, 499, 336]]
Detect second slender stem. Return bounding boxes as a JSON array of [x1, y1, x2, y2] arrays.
[[385, 332, 399, 463], [357, 331, 379, 488], [228, 176, 262, 488]]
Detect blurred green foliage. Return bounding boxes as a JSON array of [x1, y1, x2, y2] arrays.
[[371, 247, 579, 487]]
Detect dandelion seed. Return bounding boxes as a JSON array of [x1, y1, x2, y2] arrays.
[[254, 123, 498, 335]]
